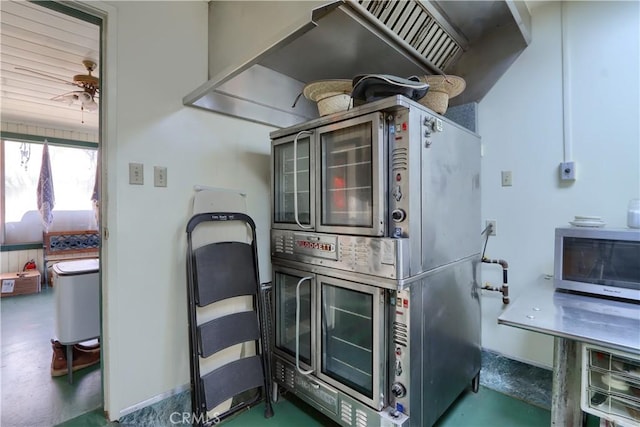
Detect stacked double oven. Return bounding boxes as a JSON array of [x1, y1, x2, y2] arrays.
[[269, 95, 481, 427]]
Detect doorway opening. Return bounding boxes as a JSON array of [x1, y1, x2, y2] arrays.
[[0, 1, 104, 425]]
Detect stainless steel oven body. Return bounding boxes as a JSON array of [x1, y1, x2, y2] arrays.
[[271, 96, 481, 277], [270, 96, 482, 426], [271, 256, 481, 427]]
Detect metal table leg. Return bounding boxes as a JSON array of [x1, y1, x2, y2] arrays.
[[66, 344, 73, 384], [551, 337, 582, 426]]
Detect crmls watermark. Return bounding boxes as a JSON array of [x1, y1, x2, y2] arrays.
[[169, 411, 220, 425]]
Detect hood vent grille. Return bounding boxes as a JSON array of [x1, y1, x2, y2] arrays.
[[358, 0, 462, 71]]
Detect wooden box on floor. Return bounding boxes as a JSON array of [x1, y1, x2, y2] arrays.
[[0, 271, 41, 297]]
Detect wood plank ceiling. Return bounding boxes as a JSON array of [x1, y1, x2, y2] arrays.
[[0, 1, 100, 134]]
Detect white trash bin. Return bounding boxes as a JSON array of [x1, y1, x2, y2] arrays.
[[53, 258, 100, 344]]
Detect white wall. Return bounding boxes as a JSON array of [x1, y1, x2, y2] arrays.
[[479, 1, 640, 367], [99, 1, 275, 419]]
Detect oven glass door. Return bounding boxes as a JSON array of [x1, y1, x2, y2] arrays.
[[316, 113, 385, 236], [272, 131, 315, 231], [317, 275, 386, 409], [273, 266, 315, 372]]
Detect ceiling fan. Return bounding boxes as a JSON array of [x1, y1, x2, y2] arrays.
[[16, 59, 100, 114]]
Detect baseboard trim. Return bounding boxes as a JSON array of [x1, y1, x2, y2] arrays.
[[118, 383, 189, 419]]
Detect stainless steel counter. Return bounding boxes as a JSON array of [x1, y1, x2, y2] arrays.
[[498, 277, 640, 355], [498, 277, 640, 426]]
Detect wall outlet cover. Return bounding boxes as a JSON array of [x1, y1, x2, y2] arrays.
[[560, 161, 576, 180], [486, 220, 496, 236]]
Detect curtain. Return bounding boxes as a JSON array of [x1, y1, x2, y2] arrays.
[[91, 150, 100, 225], [37, 141, 55, 231]]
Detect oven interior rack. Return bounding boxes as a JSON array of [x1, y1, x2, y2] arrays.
[[185, 212, 274, 426]]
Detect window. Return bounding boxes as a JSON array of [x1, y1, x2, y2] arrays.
[[1, 139, 98, 246]]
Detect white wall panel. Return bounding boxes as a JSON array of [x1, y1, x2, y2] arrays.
[[479, 1, 640, 367], [0, 249, 44, 280], [98, 1, 274, 419]]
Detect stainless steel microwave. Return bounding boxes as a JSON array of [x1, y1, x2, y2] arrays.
[[554, 227, 640, 301]]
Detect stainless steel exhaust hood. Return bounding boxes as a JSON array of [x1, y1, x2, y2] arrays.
[[183, 0, 531, 128]]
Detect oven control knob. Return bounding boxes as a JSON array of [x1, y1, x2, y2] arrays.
[[391, 209, 406, 223], [391, 382, 406, 398]]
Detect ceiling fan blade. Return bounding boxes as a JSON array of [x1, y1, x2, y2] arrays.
[[15, 66, 80, 87], [51, 91, 82, 104]]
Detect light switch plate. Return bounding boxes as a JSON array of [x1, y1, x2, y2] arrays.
[[154, 166, 167, 187], [129, 163, 144, 185]]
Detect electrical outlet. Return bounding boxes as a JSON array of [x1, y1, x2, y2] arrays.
[[560, 161, 576, 181], [501, 171, 512, 187], [154, 166, 167, 187], [129, 163, 144, 185], [486, 220, 496, 236]]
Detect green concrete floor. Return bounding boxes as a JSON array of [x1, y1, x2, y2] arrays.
[[1, 287, 102, 427], [3, 286, 557, 427], [59, 386, 552, 427]]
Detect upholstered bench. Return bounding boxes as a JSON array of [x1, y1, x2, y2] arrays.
[[43, 230, 100, 286]]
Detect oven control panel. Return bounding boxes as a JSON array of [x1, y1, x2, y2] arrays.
[[271, 229, 411, 280], [391, 289, 411, 416], [390, 110, 411, 239]]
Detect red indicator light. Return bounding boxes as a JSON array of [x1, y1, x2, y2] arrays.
[[402, 122, 408, 131], [403, 299, 409, 308]]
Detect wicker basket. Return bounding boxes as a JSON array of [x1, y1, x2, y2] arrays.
[[303, 80, 353, 116], [316, 92, 353, 116], [420, 91, 450, 114], [417, 75, 466, 114]]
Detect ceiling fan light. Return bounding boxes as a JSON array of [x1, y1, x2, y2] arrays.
[[84, 99, 98, 112], [78, 92, 92, 103]]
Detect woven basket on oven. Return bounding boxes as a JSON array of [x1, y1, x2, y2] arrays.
[[417, 75, 466, 114], [303, 80, 353, 116]]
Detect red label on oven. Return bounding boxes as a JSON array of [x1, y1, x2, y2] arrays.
[[296, 240, 335, 252]]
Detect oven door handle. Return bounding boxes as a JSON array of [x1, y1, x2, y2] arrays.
[[293, 130, 313, 230], [295, 276, 314, 376]]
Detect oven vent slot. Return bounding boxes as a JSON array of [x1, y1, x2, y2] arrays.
[[284, 366, 295, 389], [393, 321, 408, 347], [273, 235, 284, 253], [358, 0, 462, 71], [273, 234, 294, 255], [283, 234, 294, 255], [392, 148, 408, 172], [355, 409, 368, 427], [274, 360, 295, 389], [274, 360, 286, 383], [340, 401, 353, 425]]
